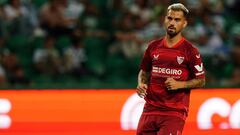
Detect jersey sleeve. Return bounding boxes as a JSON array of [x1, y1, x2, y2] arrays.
[[140, 44, 152, 72], [188, 47, 205, 79]]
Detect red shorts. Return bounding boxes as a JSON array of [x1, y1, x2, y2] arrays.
[[136, 114, 185, 135]]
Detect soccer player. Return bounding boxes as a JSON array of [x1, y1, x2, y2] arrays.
[[136, 3, 205, 135]]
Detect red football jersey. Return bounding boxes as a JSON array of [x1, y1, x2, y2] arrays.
[[140, 37, 205, 120]]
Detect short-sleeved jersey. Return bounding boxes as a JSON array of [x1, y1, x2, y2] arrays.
[[140, 37, 205, 120]]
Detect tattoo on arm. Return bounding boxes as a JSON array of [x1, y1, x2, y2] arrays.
[[138, 70, 150, 84], [185, 78, 205, 89]]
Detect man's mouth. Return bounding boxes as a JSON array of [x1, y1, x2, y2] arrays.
[[168, 26, 175, 30]]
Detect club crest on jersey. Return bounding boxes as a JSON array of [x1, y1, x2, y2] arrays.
[[177, 56, 184, 64]]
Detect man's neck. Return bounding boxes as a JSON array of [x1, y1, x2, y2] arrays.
[[165, 33, 183, 48]]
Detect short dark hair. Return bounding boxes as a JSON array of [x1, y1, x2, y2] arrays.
[[167, 3, 189, 18]]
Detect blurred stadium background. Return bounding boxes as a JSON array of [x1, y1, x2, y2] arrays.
[[0, 0, 240, 135], [0, 0, 239, 89]]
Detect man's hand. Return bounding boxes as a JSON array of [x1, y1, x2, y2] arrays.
[[136, 83, 148, 98], [165, 78, 184, 90]]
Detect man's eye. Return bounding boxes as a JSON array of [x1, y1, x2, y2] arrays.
[[175, 19, 181, 22]]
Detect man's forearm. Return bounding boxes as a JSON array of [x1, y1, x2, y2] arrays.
[[138, 70, 150, 84], [184, 78, 205, 89]]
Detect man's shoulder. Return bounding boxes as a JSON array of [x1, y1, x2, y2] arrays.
[[182, 38, 199, 51], [147, 38, 164, 48]]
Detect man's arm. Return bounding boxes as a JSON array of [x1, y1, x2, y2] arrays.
[[165, 78, 205, 90], [136, 70, 150, 98], [185, 78, 205, 88], [138, 70, 150, 85]]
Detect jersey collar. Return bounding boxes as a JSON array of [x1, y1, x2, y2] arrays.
[[163, 37, 185, 48]]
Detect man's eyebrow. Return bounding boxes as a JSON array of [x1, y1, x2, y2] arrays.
[[167, 16, 182, 20]]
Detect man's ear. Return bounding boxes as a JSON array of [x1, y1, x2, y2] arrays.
[[183, 20, 187, 28]]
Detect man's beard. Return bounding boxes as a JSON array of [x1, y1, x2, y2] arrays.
[[167, 26, 179, 37]]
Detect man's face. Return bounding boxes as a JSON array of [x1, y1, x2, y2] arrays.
[[164, 10, 187, 37]]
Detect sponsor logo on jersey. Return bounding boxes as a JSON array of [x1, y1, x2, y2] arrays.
[[196, 54, 201, 59], [152, 66, 182, 75], [153, 54, 159, 61], [195, 63, 203, 71], [194, 63, 204, 76], [177, 56, 184, 64]]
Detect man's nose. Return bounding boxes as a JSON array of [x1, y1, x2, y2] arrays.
[[169, 20, 175, 26]]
